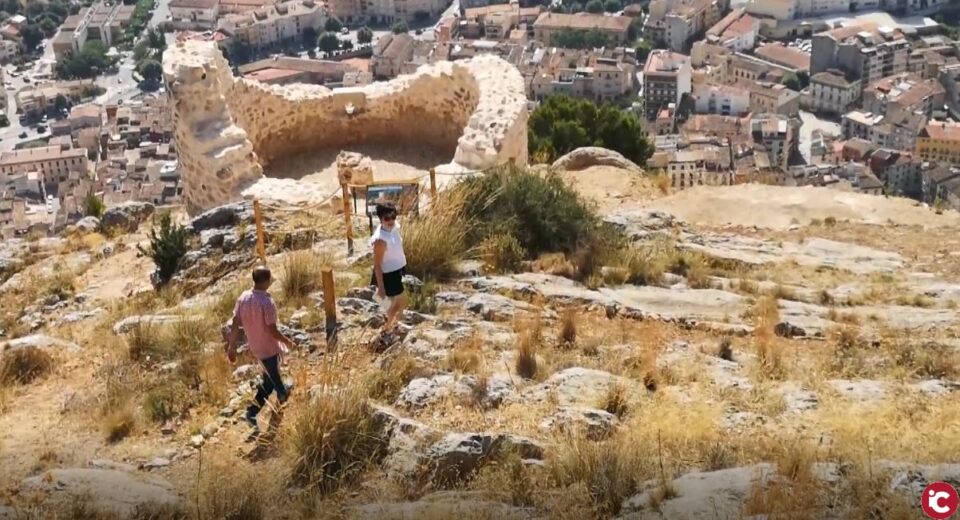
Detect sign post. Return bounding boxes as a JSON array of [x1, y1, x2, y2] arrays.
[[429, 168, 437, 200], [253, 199, 266, 262], [322, 269, 337, 350], [341, 183, 353, 256]]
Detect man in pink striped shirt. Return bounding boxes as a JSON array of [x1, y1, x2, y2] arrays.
[[227, 266, 296, 430]]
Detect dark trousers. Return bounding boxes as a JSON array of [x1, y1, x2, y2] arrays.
[[246, 354, 287, 417]]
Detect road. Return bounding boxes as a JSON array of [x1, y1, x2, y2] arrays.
[[150, 0, 171, 28]]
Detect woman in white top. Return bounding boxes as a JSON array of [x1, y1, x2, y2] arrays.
[[370, 202, 408, 337]]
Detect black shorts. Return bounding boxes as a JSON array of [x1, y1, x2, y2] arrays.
[[371, 267, 406, 297]]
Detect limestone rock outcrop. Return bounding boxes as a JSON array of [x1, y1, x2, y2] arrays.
[[336, 151, 374, 186], [551, 146, 642, 172], [163, 41, 528, 215]]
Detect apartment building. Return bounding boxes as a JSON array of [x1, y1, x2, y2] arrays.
[[645, 0, 721, 53], [751, 113, 798, 170], [743, 80, 800, 117], [916, 120, 960, 164], [532, 13, 632, 46], [218, 0, 327, 50], [462, 3, 542, 40], [527, 48, 636, 103], [810, 23, 910, 91], [0, 146, 89, 191], [705, 8, 758, 52], [692, 82, 749, 116], [327, 0, 446, 25], [807, 70, 860, 114], [16, 80, 96, 117], [642, 50, 692, 120], [53, 1, 136, 59], [170, 0, 221, 28], [647, 137, 736, 189], [843, 109, 926, 152], [862, 73, 945, 120]]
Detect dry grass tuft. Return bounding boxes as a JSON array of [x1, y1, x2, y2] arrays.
[[601, 383, 629, 418], [717, 337, 734, 361], [752, 296, 784, 379], [403, 187, 474, 279], [890, 339, 959, 380], [744, 442, 823, 519], [282, 250, 325, 301], [446, 334, 484, 374], [559, 309, 578, 346], [284, 384, 385, 494], [366, 350, 430, 402], [515, 317, 542, 380], [195, 456, 269, 520], [0, 347, 54, 385], [102, 405, 136, 444], [550, 436, 639, 517]]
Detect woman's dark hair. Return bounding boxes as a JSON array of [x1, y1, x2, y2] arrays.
[[375, 202, 398, 219]]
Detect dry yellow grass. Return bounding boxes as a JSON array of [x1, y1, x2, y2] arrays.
[[0, 347, 54, 386], [559, 309, 578, 346], [515, 317, 543, 380], [752, 296, 784, 379], [282, 249, 327, 301]]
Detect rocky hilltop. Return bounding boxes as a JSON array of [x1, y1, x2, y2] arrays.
[[0, 164, 958, 519]]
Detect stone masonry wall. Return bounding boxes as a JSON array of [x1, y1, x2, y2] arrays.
[[163, 41, 528, 214]]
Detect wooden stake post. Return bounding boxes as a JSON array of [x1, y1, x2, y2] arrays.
[[341, 184, 354, 256], [322, 269, 337, 349], [253, 199, 266, 262], [429, 168, 437, 200]]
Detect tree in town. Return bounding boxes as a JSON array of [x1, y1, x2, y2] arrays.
[[38, 16, 58, 37], [603, 0, 620, 12], [585, 0, 604, 13], [781, 71, 801, 91], [341, 39, 354, 50], [634, 38, 653, 62], [21, 23, 43, 50], [391, 20, 408, 34], [357, 26, 374, 44], [0, 114, 8, 127], [138, 59, 162, 81], [57, 41, 115, 79], [528, 94, 652, 164], [318, 32, 340, 54], [53, 94, 69, 113], [325, 17, 342, 32], [138, 58, 162, 91], [147, 27, 166, 50], [797, 70, 810, 89]]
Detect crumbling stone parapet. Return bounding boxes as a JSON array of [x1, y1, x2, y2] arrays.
[[163, 41, 528, 214]]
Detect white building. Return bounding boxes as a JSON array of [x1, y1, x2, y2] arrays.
[[807, 70, 860, 114], [693, 83, 750, 116], [170, 0, 221, 28], [218, 0, 327, 49]]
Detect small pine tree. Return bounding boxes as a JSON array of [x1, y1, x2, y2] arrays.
[[85, 194, 105, 218], [138, 212, 189, 287]]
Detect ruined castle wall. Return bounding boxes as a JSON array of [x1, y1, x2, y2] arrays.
[[225, 64, 481, 168], [164, 41, 528, 214]]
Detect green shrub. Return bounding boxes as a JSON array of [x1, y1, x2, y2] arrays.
[[143, 380, 189, 423], [479, 233, 526, 273], [528, 95, 652, 164], [408, 278, 438, 314], [456, 165, 598, 259], [85, 194, 105, 218], [138, 212, 190, 287]]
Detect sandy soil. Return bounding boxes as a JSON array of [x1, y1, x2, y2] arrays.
[[556, 166, 660, 213], [77, 247, 155, 303], [644, 184, 960, 229]]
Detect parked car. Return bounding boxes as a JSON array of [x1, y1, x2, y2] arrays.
[[17, 131, 27, 138], [36, 125, 46, 133], [341, 27, 349, 35]]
